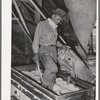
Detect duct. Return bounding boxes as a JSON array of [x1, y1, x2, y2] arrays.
[[63, 0, 96, 57]]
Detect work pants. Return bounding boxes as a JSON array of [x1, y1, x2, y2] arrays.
[[39, 45, 58, 90]]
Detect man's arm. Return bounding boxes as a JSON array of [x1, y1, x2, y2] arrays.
[[32, 22, 43, 54]]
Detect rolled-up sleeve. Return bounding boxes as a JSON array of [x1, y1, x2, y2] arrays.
[[32, 22, 43, 54]]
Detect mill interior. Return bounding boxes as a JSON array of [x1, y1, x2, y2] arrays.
[[11, 0, 96, 100]]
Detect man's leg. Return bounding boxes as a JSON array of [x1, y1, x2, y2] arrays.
[[39, 53, 58, 90]]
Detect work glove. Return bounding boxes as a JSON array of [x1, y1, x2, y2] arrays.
[[32, 53, 39, 63]]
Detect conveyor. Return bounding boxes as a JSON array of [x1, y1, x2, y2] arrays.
[[11, 64, 95, 100]]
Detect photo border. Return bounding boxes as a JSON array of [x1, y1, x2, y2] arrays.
[[0, 0, 1, 99], [1, 0, 12, 100], [98, 0, 100, 100]]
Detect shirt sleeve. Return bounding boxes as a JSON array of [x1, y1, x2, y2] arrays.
[[32, 22, 43, 54]]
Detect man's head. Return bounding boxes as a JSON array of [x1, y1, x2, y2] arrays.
[[51, 8, 66, 25]]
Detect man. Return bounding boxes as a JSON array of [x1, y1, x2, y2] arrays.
[[32, 8, 66, 90]]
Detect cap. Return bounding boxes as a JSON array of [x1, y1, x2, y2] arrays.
[[53, 8, 66, 21]]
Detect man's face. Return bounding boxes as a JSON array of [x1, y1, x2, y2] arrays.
[[52, 14, 62, 25]]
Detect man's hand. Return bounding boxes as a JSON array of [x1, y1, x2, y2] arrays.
[[33, 53, 39, 63]]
